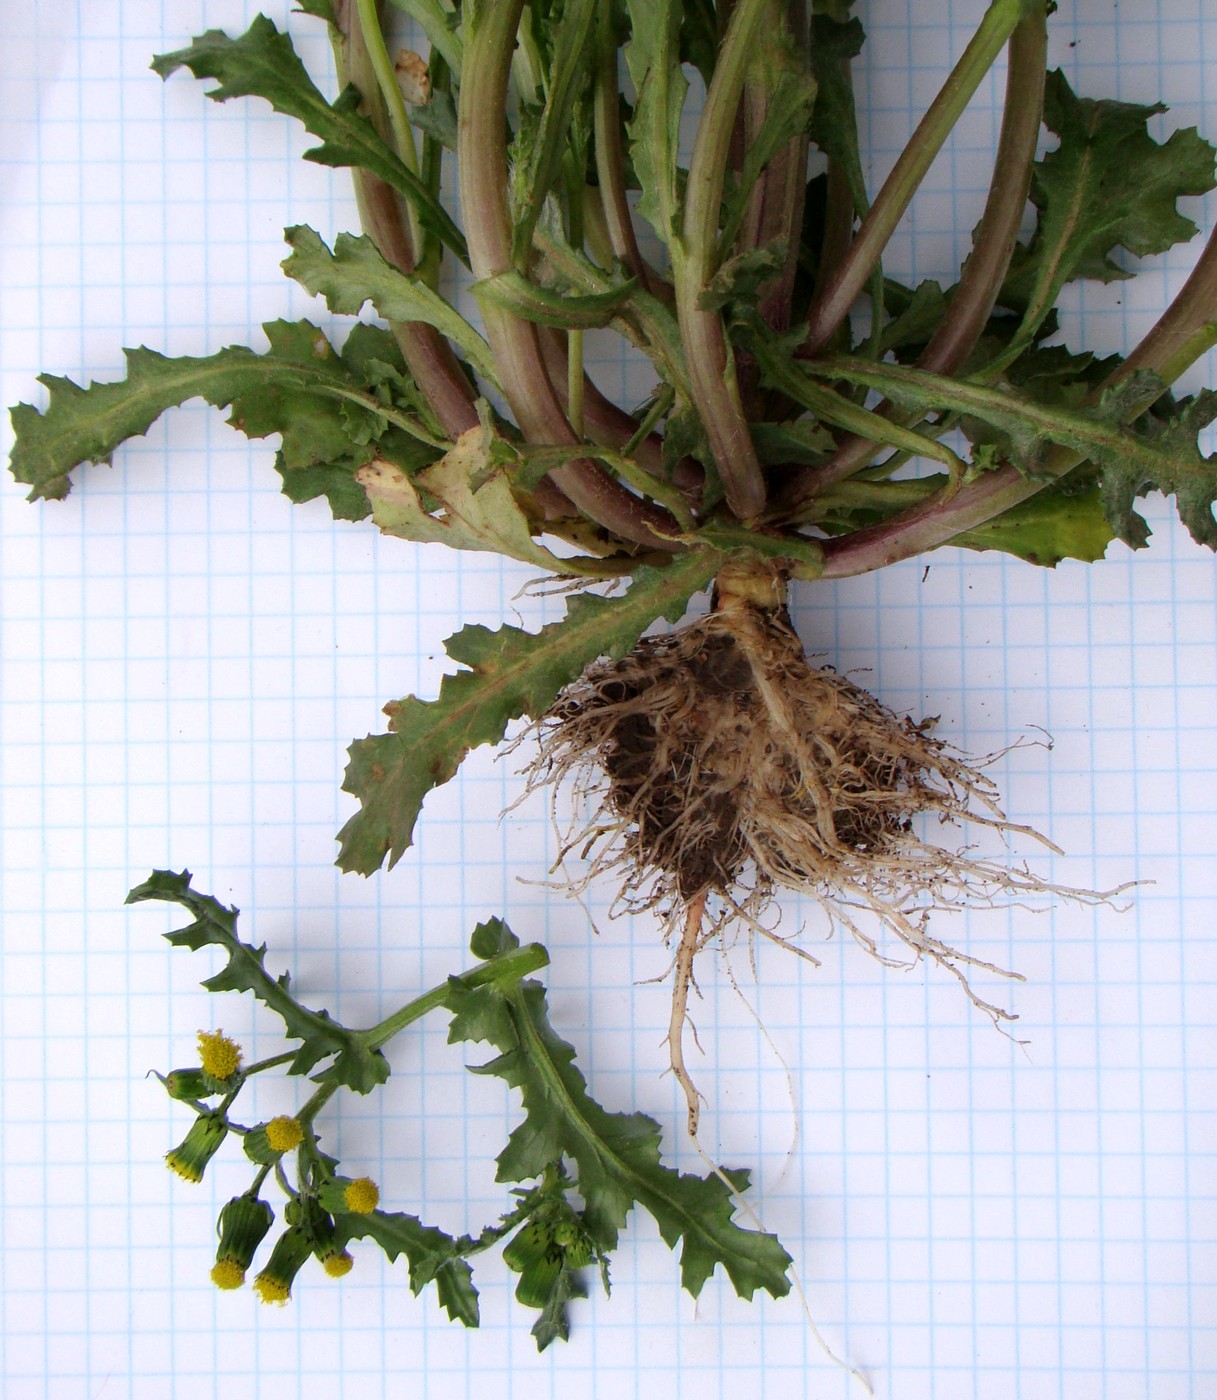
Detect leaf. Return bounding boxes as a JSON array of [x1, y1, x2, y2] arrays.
[[8, 320, 440, 507], [879, 278, 950, 357], [444, 951, 793, 1302], [337, 550, 720, 874], [126, 870, 390, 1092], [408, 86, 458, 151], [623, 0, 687, 247], [282, 226, 499, 388], [337, 1209, 479, 1325], [812, 354, 1217, 549], [508, 0, 598, 262], [471, 269, 639, 330], [152, 17, 468, 264], [1097, 385, 1217, 549], [749, 419, 836, 467], [807, 13, 868, 213], [698, 244, 789, 316], [1000, 70, 1217, 335], [718, 65, 817, 255], [953, 482, 1116, 566], [356, 424, 589, 572]]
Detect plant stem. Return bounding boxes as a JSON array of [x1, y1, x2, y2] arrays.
[[241, 1051, 298, 1078], [815, 223, 1217, 576], [745, 0, 810, 335], [458, 0, 681, 547], [799, 0, 1030, 359], [567, 330, 585, 437], [354, 0, 424, 254], [593, 0, 653, 293], [675, 0, 773, 521], [363, 942, 550, 1051], [777, 6, 1048, 510], [333, 6, 481, 440]]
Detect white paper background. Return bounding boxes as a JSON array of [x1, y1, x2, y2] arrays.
[[2, 2, 1216, 1397]]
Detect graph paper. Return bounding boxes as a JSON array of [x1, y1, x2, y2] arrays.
[[2, 2, 1216, 1396]]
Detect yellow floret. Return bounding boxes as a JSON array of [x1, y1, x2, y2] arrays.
[[252, 1273, 292, 1306], [344, 1177, 379, 1214], [323, 1250, 354, 1278], [264, 1115, 304, 1153], [210, 1258, 246, 1290], [197, 1029, 242, 1081]]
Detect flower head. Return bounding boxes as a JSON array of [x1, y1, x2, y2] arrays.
[[318, 1174, 380, 1216], [197, 1029, 242, 1084], [252, 1225, 313, 1306], [323, 1250, 354, 1278], [345, 1177, 379, 1214], [210, 1258, 247, 1291], [161, 1068, 211, 1102], [211, 1193, 275, 1289], [264, 1115, 304, 1153], [165, 1112, 227, 1183]]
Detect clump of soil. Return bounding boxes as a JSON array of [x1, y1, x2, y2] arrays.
[[528, 564, 1106, 1132]]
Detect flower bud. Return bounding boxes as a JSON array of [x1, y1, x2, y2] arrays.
[[165, 1112, 227, 1183], [287, 1193, 349, 1275], [252, 1225, 313, 1306], [210, 1194, 275, 1290], [160, 1068, 211, 1102]]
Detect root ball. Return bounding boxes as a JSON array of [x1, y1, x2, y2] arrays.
[[529, 584, 1090, 1009]]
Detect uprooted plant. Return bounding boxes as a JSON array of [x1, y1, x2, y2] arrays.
[[10, 0, 1217, 1343]]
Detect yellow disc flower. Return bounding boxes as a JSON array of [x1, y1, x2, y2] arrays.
[[264, 1115, 304, 1153], [210, 1258, 247, 1290], [344, 1177, 379, 1214], [197, 1029, 242, 1082], [323, 1250, 354, 1278]]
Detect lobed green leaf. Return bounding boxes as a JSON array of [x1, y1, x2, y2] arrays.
[[152, 16, 468, 264], [8, 320, 441, 516], [337, 551, 721, 874], [336, 1209, 479, 1324], [282, 226, 500, 389], [444, 935, 793, 1302], [623, 0, 687, 248], [127, 870, 390, 1092], [1001, 70, 1217, 340]]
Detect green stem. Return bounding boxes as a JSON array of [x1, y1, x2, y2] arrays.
[[241, 1051, 298, 1078], [593, 0, 653, 292], [458, 0, 680, 546], [354, 0, 424, 252], [567, 329, 585, 438], [675, 0, 772, 521], [816, 224, 1217, 575], [778, 6, 1048, 508], [362, 942, 550, 1051], [800, 0, 1029, 358], [621, 384, 675, 458]]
